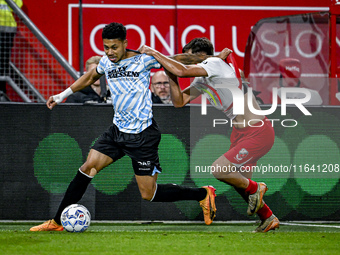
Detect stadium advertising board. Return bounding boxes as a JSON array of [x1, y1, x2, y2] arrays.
[[1, 104, 340, 221]]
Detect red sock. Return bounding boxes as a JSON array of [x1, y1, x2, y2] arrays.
[[245, 179, 258, 194], [257, 203, 272, 220]]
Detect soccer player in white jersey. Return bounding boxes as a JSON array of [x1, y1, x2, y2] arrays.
[[139, 38, 280, 232], [30, 23, 217, 231]]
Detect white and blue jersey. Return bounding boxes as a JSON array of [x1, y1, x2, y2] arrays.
[[97, 53, 161, 134]]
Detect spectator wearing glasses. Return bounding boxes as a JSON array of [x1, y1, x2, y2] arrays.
[[150, 70, 172, 104]]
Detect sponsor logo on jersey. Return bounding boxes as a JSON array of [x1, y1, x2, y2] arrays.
[[107, 66, 140, 79]]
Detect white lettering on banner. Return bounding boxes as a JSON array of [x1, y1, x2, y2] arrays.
[[68, 4, 331, 65], [182, 25, 206, 48], [90, 24, 106, 55], [250, 40, 276, 75], [89, 24, 222, 56], [295, 30, 322, 58], [285, 30, 290, 57], [232, 26, 245, 57], [261, 30, 280, 58], [151, 25, 175, 55], [88, 24, 326, 62], [209, 26, 216, 53], [260, 29, 323, 58]]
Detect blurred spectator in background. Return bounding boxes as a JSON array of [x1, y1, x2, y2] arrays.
[[66, 56, 110, 103], [150, 70, 172, 104], [0, 0, 23, 101]]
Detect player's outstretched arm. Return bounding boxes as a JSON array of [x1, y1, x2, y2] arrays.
[[165, 70, 201, 108], [170, 48, 232, 65], [138, 45, 207, 78], [46, 68, 102, 110], [170, 53, 208, 65]]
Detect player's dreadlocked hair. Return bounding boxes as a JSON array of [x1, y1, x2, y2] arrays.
[[182, 37, 214, 55], [102, 22, 127, 41]]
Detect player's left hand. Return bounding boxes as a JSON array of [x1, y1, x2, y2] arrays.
[[218, 48, 233, 60]]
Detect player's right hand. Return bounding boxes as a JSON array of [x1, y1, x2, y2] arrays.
[[46, 95, 58, 110], [46, 87, 73, 109]]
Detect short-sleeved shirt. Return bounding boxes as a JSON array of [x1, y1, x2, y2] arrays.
[[97, 54, 161, 134], [190, 57, 242, 119]]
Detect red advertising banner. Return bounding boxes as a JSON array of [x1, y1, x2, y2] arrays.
[[19, 0, 331, 100], [65, 3, 329, 70]]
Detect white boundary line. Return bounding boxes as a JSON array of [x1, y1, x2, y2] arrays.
[[67, 4, 329, 65], [2, 220, 340, 226], [68, 4, 329, 11], [178, 5, 329, 11], [281, 222, 340, 229], [2, 220, 340, 230]]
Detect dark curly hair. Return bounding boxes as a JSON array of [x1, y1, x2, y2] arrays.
[[182, 37, 214, 55], [102, 22, 126, 41]]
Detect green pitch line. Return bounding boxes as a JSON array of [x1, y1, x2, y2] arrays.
[[1, 222, 340, 255]]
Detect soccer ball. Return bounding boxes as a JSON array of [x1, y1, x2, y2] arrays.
[[60, 204, 91, 232]]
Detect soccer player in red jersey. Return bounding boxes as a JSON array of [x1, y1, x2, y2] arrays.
[[139, 38, 280, 232]]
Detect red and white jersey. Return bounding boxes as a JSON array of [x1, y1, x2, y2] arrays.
[[189, 57, 243, 119]]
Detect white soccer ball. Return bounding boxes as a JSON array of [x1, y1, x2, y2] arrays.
[[60, 204, 91, 232]]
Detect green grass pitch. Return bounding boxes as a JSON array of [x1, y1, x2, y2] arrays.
[[1, 222, 340, 255]]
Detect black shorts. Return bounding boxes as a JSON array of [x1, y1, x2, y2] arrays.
[[91, 120, 162, 176]]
